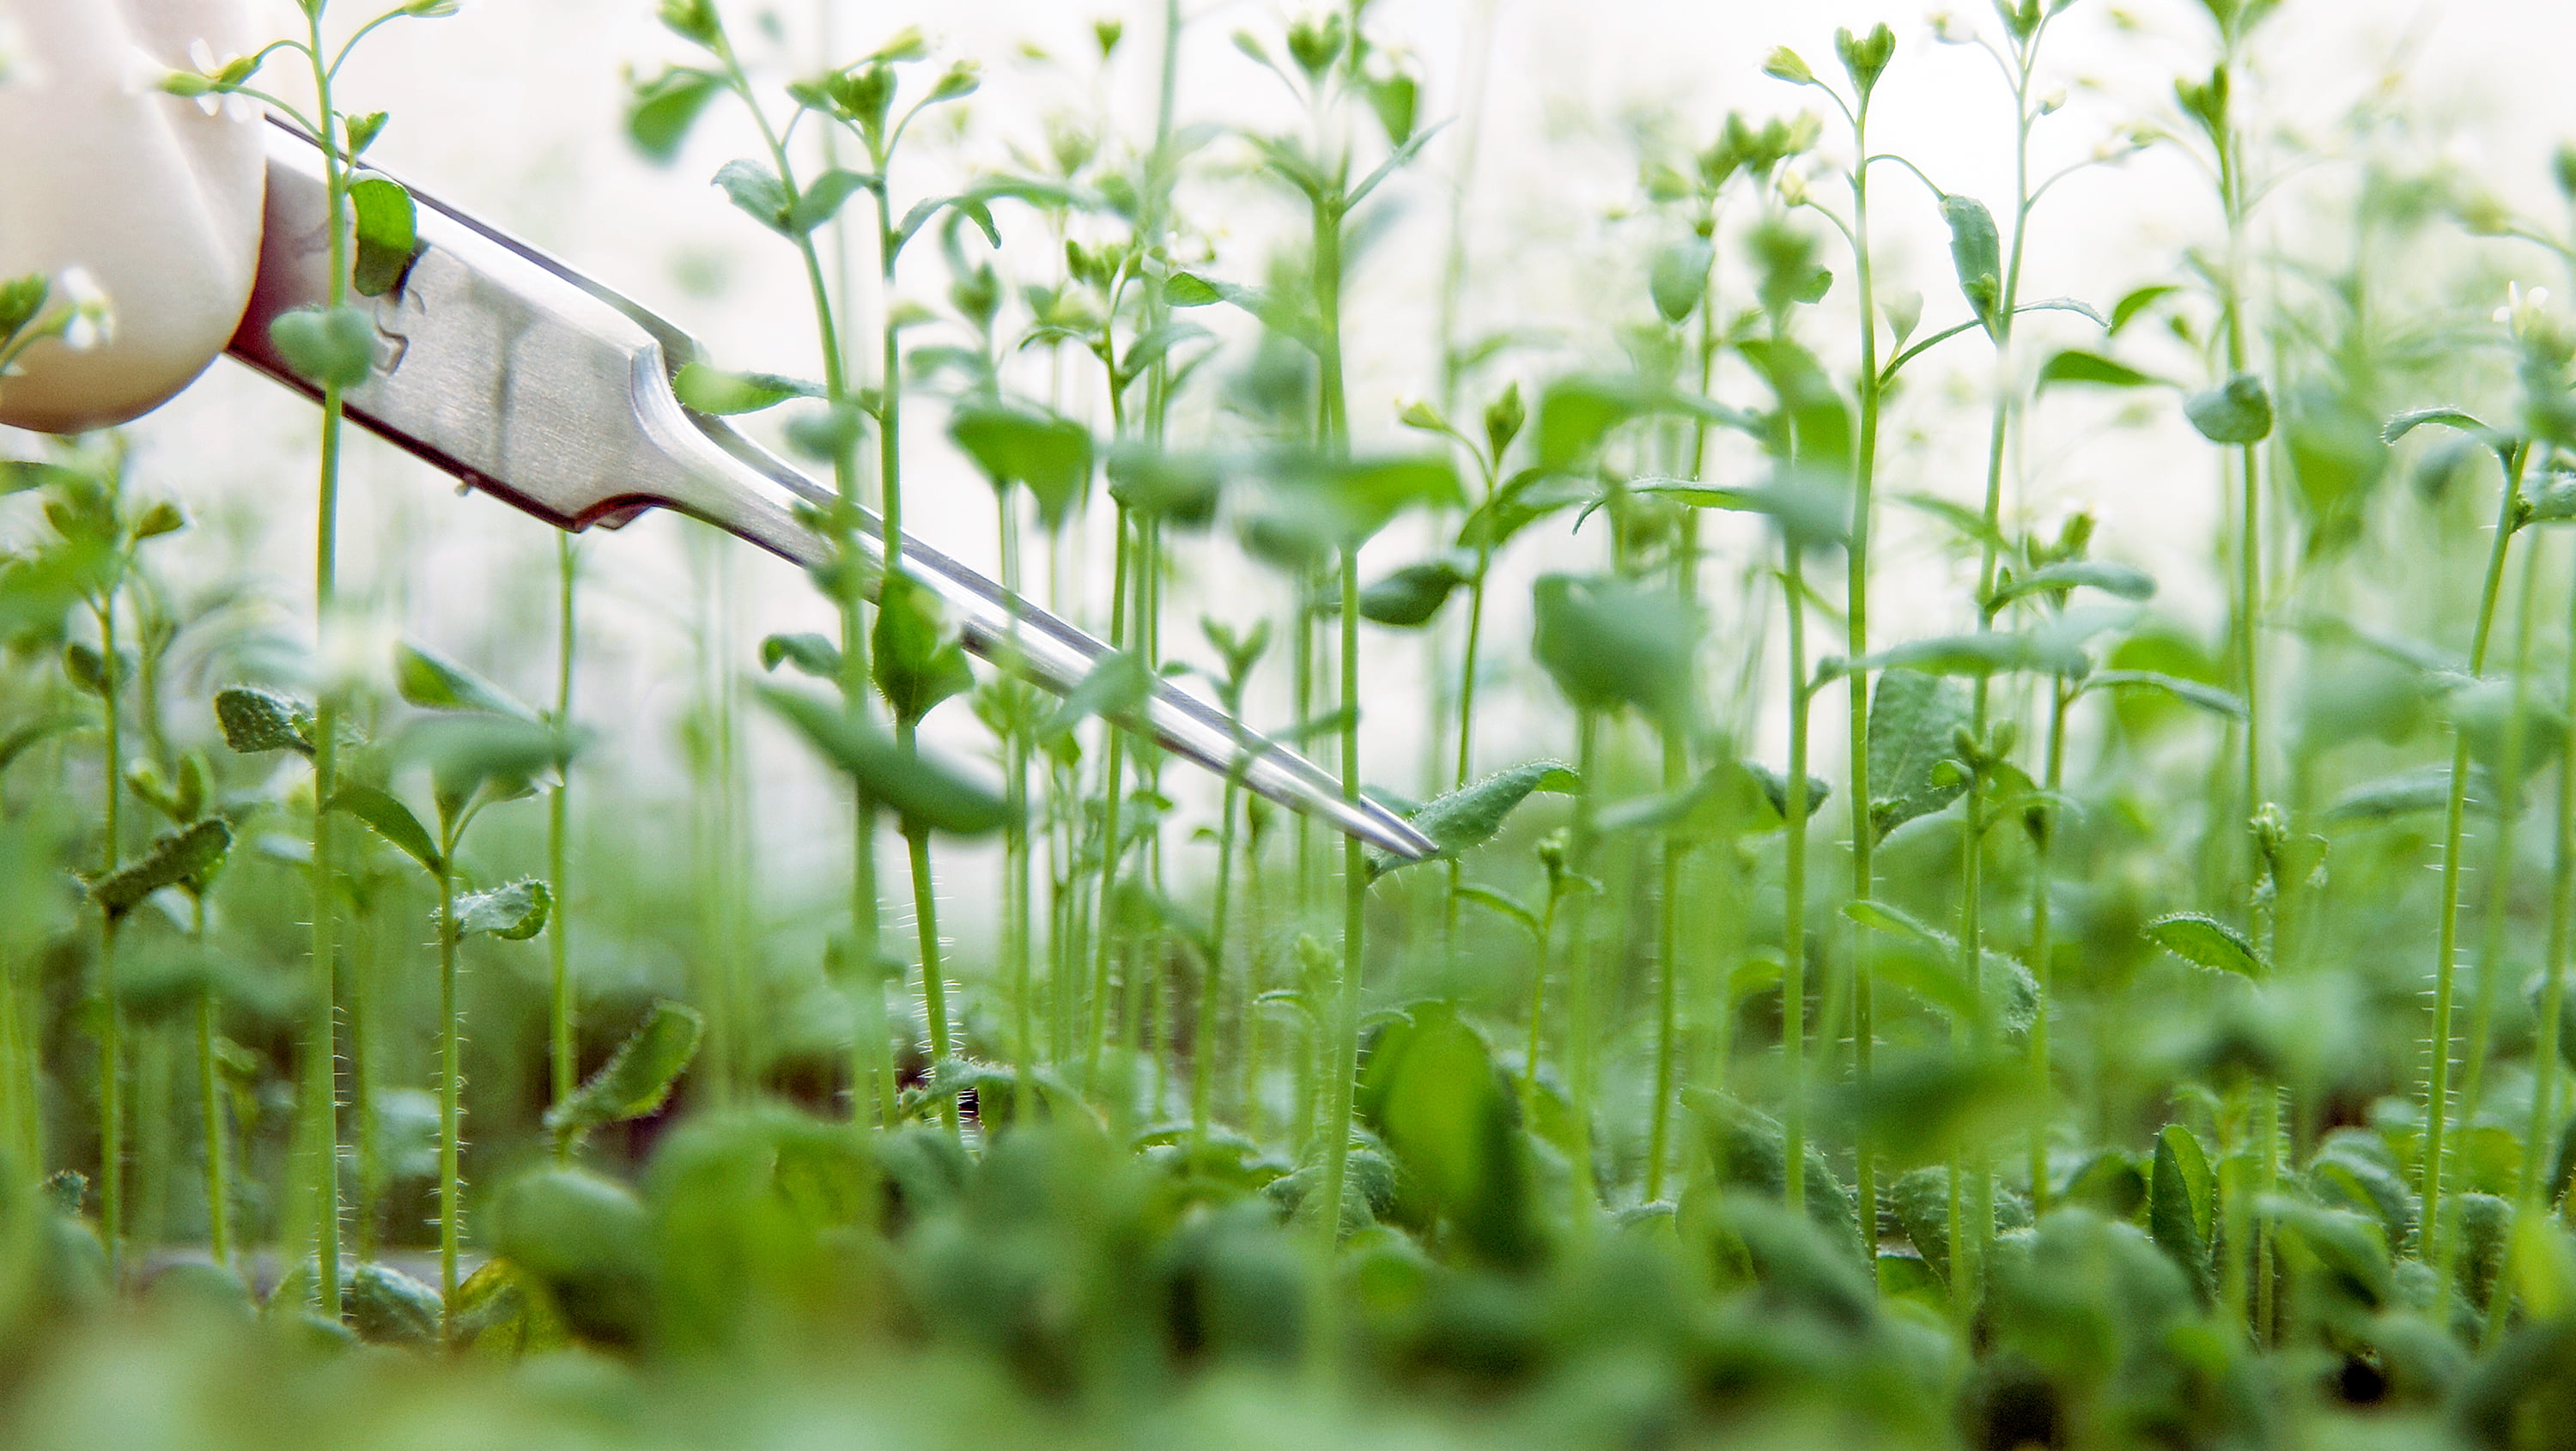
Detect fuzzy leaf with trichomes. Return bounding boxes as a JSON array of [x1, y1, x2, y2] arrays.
[[87, 819, 232, 918], [453, 880, 551, 942], [1370, 761, 1578, 878], [546, 1000, 703, 1147]]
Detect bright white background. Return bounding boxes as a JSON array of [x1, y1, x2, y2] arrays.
[[23, 0, 2576, 951]]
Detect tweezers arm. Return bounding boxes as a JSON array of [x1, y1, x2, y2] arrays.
[[223, 120, 1435, 862]]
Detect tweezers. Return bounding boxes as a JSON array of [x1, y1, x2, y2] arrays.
[[222, 120, 1434, 862]]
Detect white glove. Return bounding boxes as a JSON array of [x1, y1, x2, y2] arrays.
[[0, 0, 263, 434]]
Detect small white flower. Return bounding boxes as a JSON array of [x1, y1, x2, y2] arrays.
[[2494, 282, 2560, 348], [56, 267, 113, 351], [2037, 87, 2068, 116], [1777, 169, 1810, 207], [1929, 11, 1975, 44]]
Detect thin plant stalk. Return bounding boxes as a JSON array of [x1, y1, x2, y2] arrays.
[[2522, 531, 2576, 1224], [1842, 77, 1886, 1255], [548, 533, 577, 1138], [1647, 251, 1723, 1203], [1957, 7, 2057, 1302], [1001, 503, 1036, 1127], [194, 893, 229, 1269], [94, 593, 124, 1279], [2462, 539, 2545, 1117], [2026, 682, 2069, 1218], [708, 18, 883, 1123], [1313, 184, 1366, 1256], [1087, 516, 1135, 1084], [301, 7, 352, 1321], [2423, 440, 2532, 1256], [1781, 555, 1813, 1213], [434, 853, 462, 1340], [1190, 743, 1247, 1156]]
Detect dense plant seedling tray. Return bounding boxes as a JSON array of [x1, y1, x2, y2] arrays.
[[3, 0, 2576, 1447]]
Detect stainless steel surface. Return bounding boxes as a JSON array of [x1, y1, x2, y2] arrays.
[[224, 120, 1437, 863]]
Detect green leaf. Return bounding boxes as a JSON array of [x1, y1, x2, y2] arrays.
[[712, 158, 793, 234], [1453, 884, 1540, 938], [948, 398, 1092, 528], [326, 785, 441, 873], [2383, 406, 2502, 448], [624, 66, 723, 163], [1372, 761, 1577, 877], [1988, 559, 2157, 608], [1105, 446, 1223, 531], [1357, 1002, 1539, 1266], [759, 633, 842, 680], [2036, 349, 2165, 391], [348, 1262, 441, 1346], [2185, 373, 2274, 445], [410, 713, 565, 817], [2142, 911, 2266, 977], [2109, 283, 2178, 334], [1042, 648, 1152, 738], [1941, 194, 2003, 336], [1536, 374, 1646, 471], [86, 819, 232, 918], [1865, 671, 1971, 841], [1684, 1089, 1864, 1254], [61, 642, 111, 698], [268, 305, 376, 391], [674, 361, 823, 416], [1455, 468, 1593, 553], [213, 686, 315, 756], [1163, 270, 1225, 307], [1624, 475, 1849, 553], [1649, 239, 1715, 324], [786, 168, 874, 236], [1849, 629, 2092, 679], [757, 684, 1012, 836], [453, 879, 551, 942], [1356, 559, 1470, 627], [2150, 1123, 2218, 1300], [545, 1001, 704, 1144], [348, 177, 418, 298], [396, 641, 538, 719], [1531, 573, 1704, 724], [2081, 669, 2248, 720], [871, 572, 974, 726], [2263, 1196, 2392, 1309], [2323, 766, 2508, 825], [1893, 491, 2008, 551]]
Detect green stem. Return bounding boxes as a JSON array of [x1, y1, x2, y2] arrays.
[[2464, 539, 2545, 1119], [549, 533, 576, 1137], [908, 823, 959, 1135], [95, 595, 123, 1280], [436, 860, 461, 1344], [1192, 754, 1245, 1157], [303, 9, 349, 1321], [1647, 288, 1719, 1205], [2424, 441, 2530, 1260], [2027, 684, 2069, 1218], [1087, 514, 1135, 1085], [2526, 531, 2576, 1223], [1844, 97, 1884, 1260], [195, 894, 229, 1269], [1002, 503, 1035, 1130], [1783, 555, 1813, 1215], [1313, 178, 1363, 1255]]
